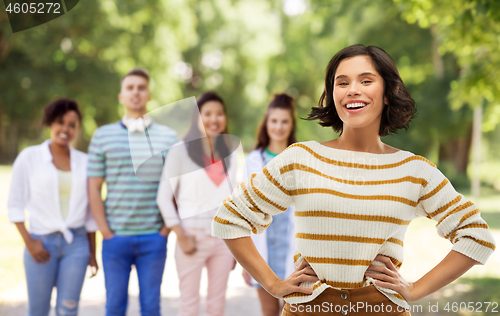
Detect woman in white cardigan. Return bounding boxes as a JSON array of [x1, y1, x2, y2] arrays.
[[242, 94, 298, 316], [157, 92, 238, 316], [7, 99, 98, 316]]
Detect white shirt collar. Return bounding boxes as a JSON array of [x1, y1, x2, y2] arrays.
[[121, 115, 152, 133], [41, 139, 76, 164]]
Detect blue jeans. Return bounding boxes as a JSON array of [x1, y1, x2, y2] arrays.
[[102, 233, 167, 316], [24, 227, 90, 316]]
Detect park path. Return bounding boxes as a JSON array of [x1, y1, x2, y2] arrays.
[[0, 234, 263, 316]]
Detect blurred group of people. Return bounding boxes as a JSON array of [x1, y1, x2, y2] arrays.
[[7, 67, 296, 316]]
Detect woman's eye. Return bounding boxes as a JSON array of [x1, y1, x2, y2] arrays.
[[362, 80, 372, 84], [338, 82, 348, 86]]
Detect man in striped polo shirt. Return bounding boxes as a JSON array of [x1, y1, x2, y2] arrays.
[[88, 68, 178, 316]]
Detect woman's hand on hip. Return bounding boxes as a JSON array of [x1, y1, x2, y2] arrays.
[[365, 254, 416, 302], [268, 258, 319, 298], [26, 238, 51, 264]]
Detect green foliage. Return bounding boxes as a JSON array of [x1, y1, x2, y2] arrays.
[[394, 0, 500, 131], [1, 0, 499, 180]]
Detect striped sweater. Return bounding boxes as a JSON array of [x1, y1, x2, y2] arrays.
[[211, 141, 496, 309]]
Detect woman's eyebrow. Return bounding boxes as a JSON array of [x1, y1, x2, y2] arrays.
[[335, 72, 377, 80], [359, 72, 377, 77]]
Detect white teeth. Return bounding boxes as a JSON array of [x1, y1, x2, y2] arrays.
[[59, 133, 68, 139], [346, 102, 367, 109]]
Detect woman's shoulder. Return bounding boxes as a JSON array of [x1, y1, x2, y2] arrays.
[[16, 141, 48, 161]]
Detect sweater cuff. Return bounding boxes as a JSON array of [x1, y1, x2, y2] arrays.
[[211, 220, 252, 239], [451, 237, 495, 265]]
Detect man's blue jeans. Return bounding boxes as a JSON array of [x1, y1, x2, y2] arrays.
[[102, 232, 167, 316], [24, 227, 90, 316]]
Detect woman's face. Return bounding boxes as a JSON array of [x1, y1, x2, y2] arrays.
[[197, 100, 227, 135], [333, 55, 386, 131], [266, 108, 293, 143], [49, 110, 79, 146]]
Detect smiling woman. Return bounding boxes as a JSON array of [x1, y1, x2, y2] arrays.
[[308, 45, 415, 140], [211, 44, 496, 316], [7, 98, 98, 316]]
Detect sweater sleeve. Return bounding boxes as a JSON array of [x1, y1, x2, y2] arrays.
[[415, 165, 495, 265], [212, 147, 294, 239]]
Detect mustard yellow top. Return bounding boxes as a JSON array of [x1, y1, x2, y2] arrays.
[[57, 169, 72, 220]]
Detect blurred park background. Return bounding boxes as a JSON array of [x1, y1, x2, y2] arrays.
[[1, 0, 500, 315]]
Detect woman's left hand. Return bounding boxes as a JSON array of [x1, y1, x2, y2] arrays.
[[88, 254, 99, 278], [364, 255, 416, 302]]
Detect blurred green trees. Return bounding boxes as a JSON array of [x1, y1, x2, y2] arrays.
[[1, 0, 499, 188]]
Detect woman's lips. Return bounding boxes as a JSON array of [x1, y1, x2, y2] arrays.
[[344, 102, 368, 114]]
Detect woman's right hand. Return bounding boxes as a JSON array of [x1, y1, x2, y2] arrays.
[[268, 259, 319, 298], [26, 238, 51, 264], [179, 234, 197, 254]]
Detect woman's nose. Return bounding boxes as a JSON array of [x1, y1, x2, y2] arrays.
[[347, 83, 361, 96]]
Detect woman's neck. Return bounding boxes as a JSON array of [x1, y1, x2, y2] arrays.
[[267, 140, 288, 154], [329, 123, 392, 154], [49, 140, 70, 157]]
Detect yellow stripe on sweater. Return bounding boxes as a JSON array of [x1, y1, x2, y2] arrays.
[[296, 233, 403, 246], [288, 143, 436, 169], [295, 210, 411, 225], [289, 188, 418, 207], [222, 199, 258, 234], [458, 209, 480, 226], [281, 163, 428, 188], [427, 195, 461, 218], [251, 174, 288, 211], [304, 256, 373, 266], [461, 236, 496, 250], [263, 166, 290, 196], [418, 179, 449, 202], [213, 216, 232, 225], [241, 182, 265, 214], [447, 222, 489, 241], [437, 201, 474, 226]]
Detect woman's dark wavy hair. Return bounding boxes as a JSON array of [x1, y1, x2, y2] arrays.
[[42, 98, 82, 127], [254, 93, 297, 151], [184, 91, 231, 169], [306, 44, 416, 136]]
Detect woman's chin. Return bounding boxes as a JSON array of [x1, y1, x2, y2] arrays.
[[53, 138, 71, 147], [269, 135, 288, 142]]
